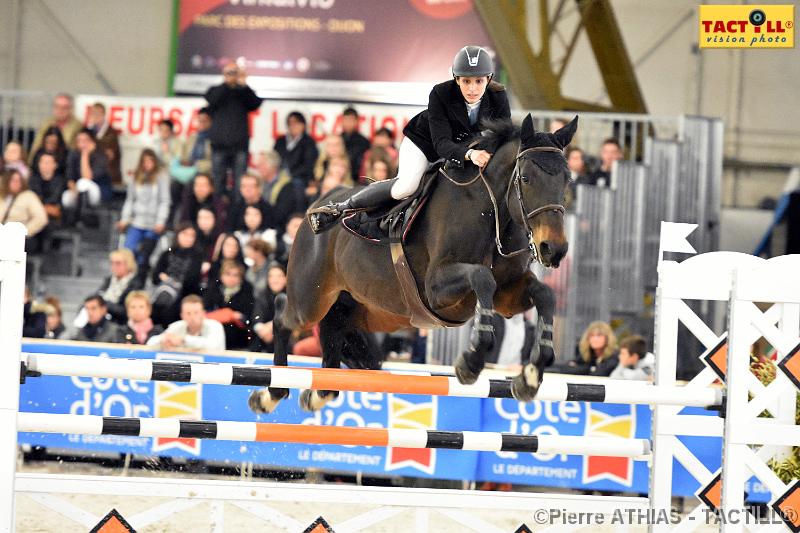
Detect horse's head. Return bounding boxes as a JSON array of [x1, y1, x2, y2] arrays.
[[508, 114, 577, 268]]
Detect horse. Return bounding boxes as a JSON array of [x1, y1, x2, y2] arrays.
[[249, 113, 577, 414]]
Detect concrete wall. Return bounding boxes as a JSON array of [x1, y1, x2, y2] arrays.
[[0, 0, 172, 96]]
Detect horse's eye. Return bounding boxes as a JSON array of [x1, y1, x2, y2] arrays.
[[521, 175, 530, 184]]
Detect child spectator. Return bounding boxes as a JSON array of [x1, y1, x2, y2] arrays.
[[203, 259, 255, 350], [610, 335, 655, 381], [3, 141, 29, 181], [117, 291, 163, 345]]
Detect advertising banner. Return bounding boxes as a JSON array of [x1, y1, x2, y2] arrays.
[[18, 342, 773, 501], [173, 0, 495, 104]]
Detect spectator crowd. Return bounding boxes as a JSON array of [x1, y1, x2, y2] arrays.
[[9, 63, 641, 376]]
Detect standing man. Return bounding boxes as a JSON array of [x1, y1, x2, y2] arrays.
[[204, 63, 263, 198], [86, 102, 122, 187], [28, 93, 83, 164], [340, 107, 370, 182]]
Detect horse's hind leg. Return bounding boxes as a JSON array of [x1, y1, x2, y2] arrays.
[[248, 294, 293, 414]]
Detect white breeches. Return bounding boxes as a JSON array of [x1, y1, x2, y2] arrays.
[[390, 138, 432, 200]]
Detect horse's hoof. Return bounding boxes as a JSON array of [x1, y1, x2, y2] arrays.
[[248, 388, 287, 414], [511, 372, 539, 402], [454, 354, 480, 385], [300, 389, 335, 412]]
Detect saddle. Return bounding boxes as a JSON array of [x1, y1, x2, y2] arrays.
[[341, 164, 467, 329]]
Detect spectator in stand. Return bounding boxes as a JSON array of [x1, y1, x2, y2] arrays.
[[234, 205, 275, 249], [118, 148, 170, 269], [274, 111, 318, 188], [225, 173, 274, 233], [203, 259, 254, 350], [586, 138, 622, 188], [195, 206, 222, 268], [252, 150, 304, 232], [43, 296, 65, 340], [548, 117, 568, 133], [29, 153, 67, 227], [150, 223, 204, 326], [244, 238, 273, 296], [117, 291, 163, 345], [72, 295, 120, 343], [3, 142, 29, 181], [364, 147, 396, 181], [95, 249, 143, 325], [275, 213, 303, 267], [154, 119, 185, 225], [610, 335, 655, 381], [179, 107, 213, 176], [250, 262, 288, 353], [207, 233, 246, 287], [177, 173, 226, 227], [0, 169, 48, 252], [28, 93, 83, 162], [314, 134, 349, 182], [205, 63, 263, 197], [86, 102, 122, 186], [309, 156, 350, 204], [359, 127, 398, 180], [564, 146, 589, 209], [341, 107, 371, 181], [147, 294, 225, 351], [551, 320, 619, 376], [23, 287, 46, 338], [62, 128, 112, 212], [30, 127, 68, 175]]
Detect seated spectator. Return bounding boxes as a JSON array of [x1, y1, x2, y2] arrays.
[[566, 146, 588, 182], [23, 287, 46, 338], [86, 102, 122, 186], [551, 320, 619, 376], [340, 107, 370, 182], [147, 294, 225, 351], [180, 107, 213, 176], [3, 141, 29, 181], [364, 147, 396, 182], [195, 206, 221, 266], [155, 119, 186, 225], [275, 213, 303, 267], [314, 134, 349, 182], [252, 150, 304, 232], [29, 153, 67, 224], [359, 127, 398, 180], [62, 128, 112, 212], [307, 156, 350, 204], [274, 111, 318, 188], [0, 169, 48, 252], [225, 173, 275, 233], [177, 173, 226, 227], [203, 259, 254, 350], [43, 295, 65, 340], [118, 148, 170, 268], [96, 249, 143, 324], [150, 223, 204, 326], [30, 127, 68, 175], [72, 295, 120, 343], [244, 238, 273, 296], [28, 93, 83, 163], [234, 205, 275, 249], [207, 233, 246, 286], [610, 335, 654, 381], [117, 291, 164, 345], [586, 138, 622, 188], [250, 262, 288, 353]]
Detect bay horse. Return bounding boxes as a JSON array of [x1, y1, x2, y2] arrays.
[[249, 114, 577, 414]]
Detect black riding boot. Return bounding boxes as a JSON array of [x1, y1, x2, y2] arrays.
[[308, 179, 396, 234]]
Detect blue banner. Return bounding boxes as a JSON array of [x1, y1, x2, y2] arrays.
[[18, 342, 771, 501]]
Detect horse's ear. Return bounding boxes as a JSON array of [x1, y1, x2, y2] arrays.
[[553, 115, 578, 149], [520, 114, 535, 146]]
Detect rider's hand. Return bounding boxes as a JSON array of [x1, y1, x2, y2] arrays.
[[469, 149, 492, 168]]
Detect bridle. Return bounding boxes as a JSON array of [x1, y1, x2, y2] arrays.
[[439, 144, 566, 263]]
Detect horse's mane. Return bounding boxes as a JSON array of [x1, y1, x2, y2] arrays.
[[473, 118, 519, 153]]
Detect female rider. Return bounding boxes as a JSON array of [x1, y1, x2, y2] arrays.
[[308, 45, 511, 233]]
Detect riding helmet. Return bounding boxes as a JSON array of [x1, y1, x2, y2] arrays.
[[452, 46, 494, 78]]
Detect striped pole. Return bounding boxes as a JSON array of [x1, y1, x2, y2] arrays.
[[23, 353, 723, 407], [17, 413, 651, 458]]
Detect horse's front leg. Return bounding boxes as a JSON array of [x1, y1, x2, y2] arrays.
[[495, 272, 556, 401], [427, 263, 497, 385]]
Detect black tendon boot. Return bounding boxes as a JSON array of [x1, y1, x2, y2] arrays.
[[308, 179, 396, 234]]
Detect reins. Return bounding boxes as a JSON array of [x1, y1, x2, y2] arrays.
[[438, 145, 566, 262]]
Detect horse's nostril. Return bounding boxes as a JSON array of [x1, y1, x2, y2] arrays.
[[539, 241, 552, 258]]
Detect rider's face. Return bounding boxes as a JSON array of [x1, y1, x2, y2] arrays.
[[456, 76, 490, 104]]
